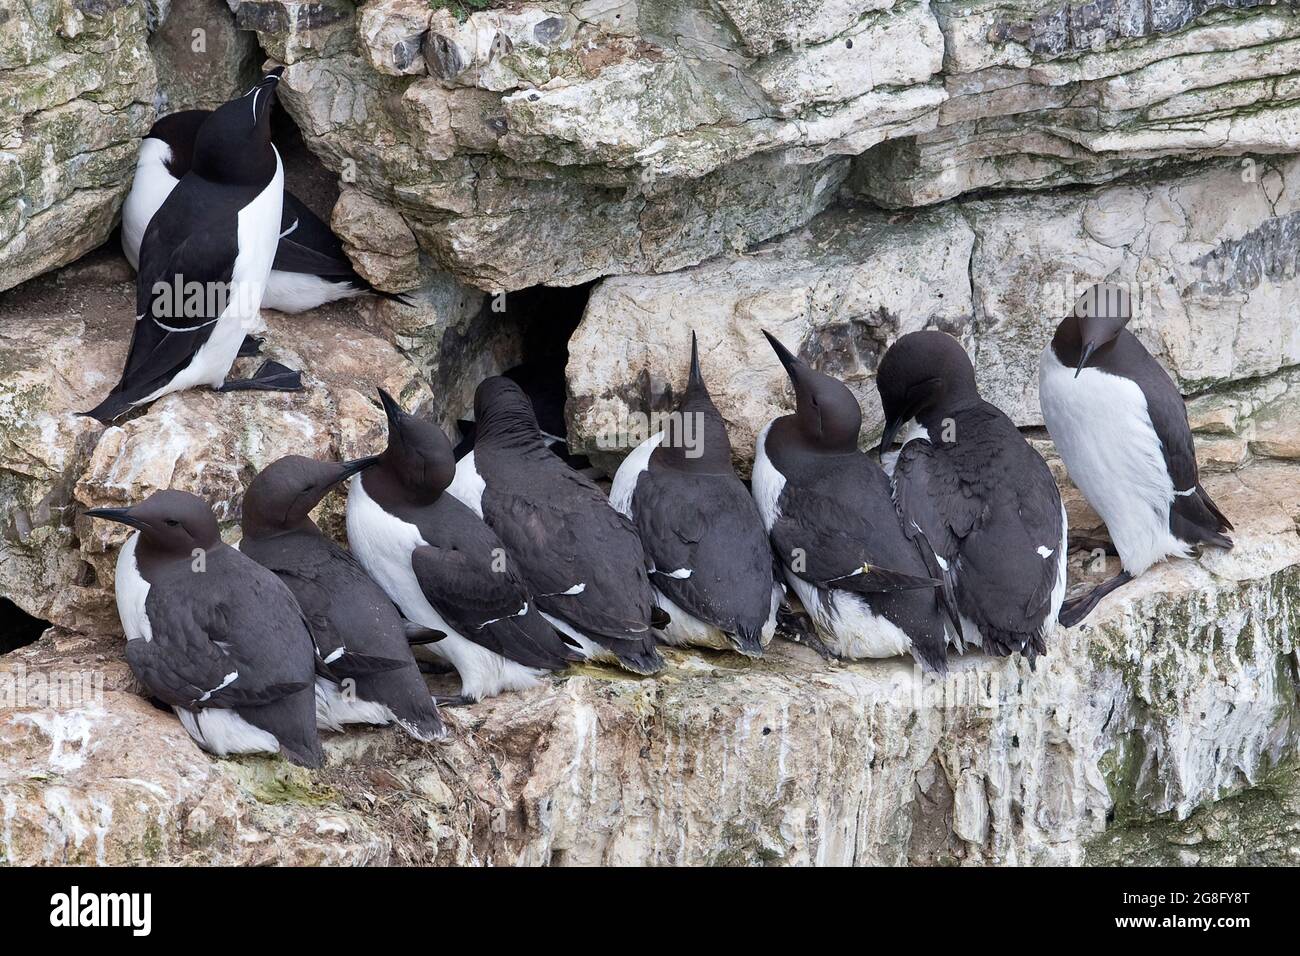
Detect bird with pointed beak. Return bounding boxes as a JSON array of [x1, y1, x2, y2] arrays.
[[750, 330, 953, 671], [239, 453, 446, 742], [450, 376, 667, 674], [1039, 283, 1232, 626], [86, 489, 323, 767], [346, 389, 581, 704], [85, 68, 300, 424], [610, 332, 781, 657], [877, 330, 1066, 662]]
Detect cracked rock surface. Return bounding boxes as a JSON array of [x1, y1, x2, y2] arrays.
[[568, 155, 1300, 465]]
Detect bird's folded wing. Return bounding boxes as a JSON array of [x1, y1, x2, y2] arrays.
[[122, 224, 240, 391], [891, 440, 978, 561], [271, 236, 357, 278], [126, 587, 308, 710], [273, 570, 408, 679], [486, 491, 653, 639], [769, 487, 940, 592], [890, 440, 977, 629]]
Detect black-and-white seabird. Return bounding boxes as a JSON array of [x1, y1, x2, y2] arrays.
[[1040, 283, 1233, 626], [450, 377, 666, 674], [86, 490, 323, 767], [346, 389, 581, 704], [121, 108, 406, 313], [878, 330, 1067, 661], [84, 70, 301, 424], [751, 331, 952, 671], [239, 454, 446, 741], [452, 361, 598, 478], [610, 333, 779, 657]]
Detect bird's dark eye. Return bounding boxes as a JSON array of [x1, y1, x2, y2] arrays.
[[164, 519, 180, 527]]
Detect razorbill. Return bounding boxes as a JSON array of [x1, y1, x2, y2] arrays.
[[86, 490, 323, 767], [84, 70, 301, 424], [1040, 283, 1233, 626], [878, 330, 1067, 662], [610, 333, 779, 657], [450, 377, 666, 674], [346, 389, 581, 704], [122, 108, 406, 313], [751, 332, 952, 670], [239, 454, 446, 741]]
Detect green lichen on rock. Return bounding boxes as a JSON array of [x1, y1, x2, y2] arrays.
[[223, 760, 339, 807], [1087, 764, 1300, 865]]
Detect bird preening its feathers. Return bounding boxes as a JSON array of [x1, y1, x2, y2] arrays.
[[85, 69, 301, 424], [121, 106, 411, 314], [878, 330, 1067, 662]]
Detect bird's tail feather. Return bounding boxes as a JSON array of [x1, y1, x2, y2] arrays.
[[80, 390, 136, 425], [727, 627, 765, 659]]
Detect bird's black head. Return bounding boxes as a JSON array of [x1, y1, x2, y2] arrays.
[[876, 330, 979, 456], [146, 109, 209, 178], [191, 68, 283, 186], [473, 376, 547, 451], [1057, 283, 1132, 377], [242, 454, 379, 538], [763, 330, 861, 452], [371, 388, 455, 504], [86, 490, 222, 555], [658, 331, 735, 473]]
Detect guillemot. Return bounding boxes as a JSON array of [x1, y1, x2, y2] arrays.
[[85, 70, 301, 423], [1039, 283, 1232, 626], [450, 377, 666, 674], [752, 331, 952, 670], [346, 389, 581, 704], [878, 330, 1067, 662], [610, 333, 780, 657], [239, 454, 446, 741], [87, 490, 322, 767]]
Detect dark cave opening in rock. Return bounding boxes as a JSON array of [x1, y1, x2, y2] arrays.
[[0, 598, 50, 656], [457, 280, 596, 472]]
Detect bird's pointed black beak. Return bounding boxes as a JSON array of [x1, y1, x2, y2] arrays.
[[85, 507, 143, 530], [376, 387, 404, 426], [762, 329, 800, 381], [878, 419, 902, 461], [1075, 342, 1097, 379], [336, 455, 380, 482], [687, 330, 704, 389]]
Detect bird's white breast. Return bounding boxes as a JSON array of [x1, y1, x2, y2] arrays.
[[346, 475, 543, 699], [121, 138, 178, 271], [345, 476, 441, 626], [609, 431, 663, 518], [1038, 347, 1188, 575], [230, 145, 284, 330], [113, 532, 153, 643], [447, 451, 486, 517], [750, 421, 785, 533]]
